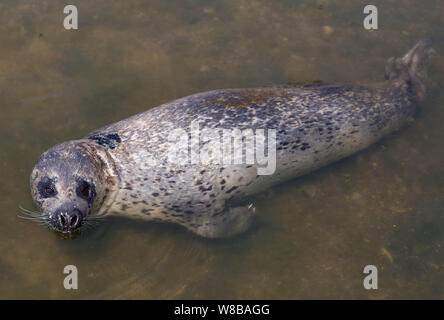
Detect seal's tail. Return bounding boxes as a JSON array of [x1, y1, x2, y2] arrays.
[[385, 39, 435, 102]]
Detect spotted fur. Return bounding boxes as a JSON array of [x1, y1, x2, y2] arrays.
[[30, 40, 434, 237]]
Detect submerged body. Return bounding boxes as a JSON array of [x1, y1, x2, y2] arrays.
[[28, 40, 434, 238]]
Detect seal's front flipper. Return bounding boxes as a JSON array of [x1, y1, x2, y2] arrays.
[[193, 203, 256, 238]]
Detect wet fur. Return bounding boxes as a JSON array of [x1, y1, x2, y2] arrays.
[[30, 40, 434, 238]]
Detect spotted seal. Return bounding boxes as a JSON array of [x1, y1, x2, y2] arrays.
[[27, 40, 434, 238]]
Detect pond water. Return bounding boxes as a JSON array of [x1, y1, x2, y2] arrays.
[[0, 0, 443, 299]]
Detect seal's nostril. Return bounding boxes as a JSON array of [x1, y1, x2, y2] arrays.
[[59, 214, 66, 227], [70, 215, 78, 227], [52, 205, 84, 232]]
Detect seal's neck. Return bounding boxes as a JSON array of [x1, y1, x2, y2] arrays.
[[77, 140, 121, 217]]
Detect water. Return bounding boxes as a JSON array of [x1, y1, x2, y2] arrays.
[[0, 0, 443, 299]]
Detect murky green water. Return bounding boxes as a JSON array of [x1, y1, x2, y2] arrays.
[[0, 0, 443, 299]]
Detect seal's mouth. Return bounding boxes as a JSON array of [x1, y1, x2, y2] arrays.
[[50, 208, 105, 237], [18, 205, 83, 235], [50, 215, 89, 240], [19, 205, 104, 239], [52, 219, 84, 234]]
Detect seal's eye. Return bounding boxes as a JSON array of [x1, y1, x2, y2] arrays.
[[37, 177, 57, 198], [76, 180, 96, 202], [81, 185, 90, 197], [45, 187, 55, 195]]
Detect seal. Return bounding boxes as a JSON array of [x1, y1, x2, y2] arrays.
[[27, 40, 434, 238]]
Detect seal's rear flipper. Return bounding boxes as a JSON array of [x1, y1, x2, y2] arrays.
[[385, 39, 435, 102]]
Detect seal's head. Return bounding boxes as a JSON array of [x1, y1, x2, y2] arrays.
[[29, 141, 108, 234]]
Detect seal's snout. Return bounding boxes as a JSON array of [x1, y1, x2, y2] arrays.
[[54, 208, 83, 232]]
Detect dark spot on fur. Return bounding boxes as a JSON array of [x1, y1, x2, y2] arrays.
[[106, 176, 116, 186], [225, 186, 238, 193], [88, 133, 121, 149], [199, 185, 213, 192]]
